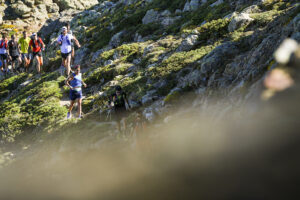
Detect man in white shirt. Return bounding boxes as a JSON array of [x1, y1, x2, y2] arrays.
[[57, 26, 80, 76]]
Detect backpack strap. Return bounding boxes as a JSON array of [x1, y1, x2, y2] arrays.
[[38, 37, 43, 48], [0, 39, 8, 49]]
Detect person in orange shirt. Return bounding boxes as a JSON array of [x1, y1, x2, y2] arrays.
[[28, 33, 45, 74]]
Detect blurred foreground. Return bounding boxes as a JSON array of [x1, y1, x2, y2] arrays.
[[0, 40, 299, 200]]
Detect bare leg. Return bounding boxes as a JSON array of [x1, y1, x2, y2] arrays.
[[69, 100, 75, 113], [11, 59, 15, 72], [71, 48, 75, 65], [66, 55, 71, 76], [0, 58, 3, 72], [62, 58, 67, 75], [40, 56, 43, 67], [36, 56, 40, 73], [77, 98, 82, 117], [4, 59, 8, 72]]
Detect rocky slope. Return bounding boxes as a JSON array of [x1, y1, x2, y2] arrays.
[[0, 0, 299, 152], [0, 0, 300, 198], [0, 0, 98, 33]]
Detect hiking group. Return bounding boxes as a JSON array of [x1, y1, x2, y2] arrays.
[[0, 23, 135, 134], [0, 31, 45, 74]]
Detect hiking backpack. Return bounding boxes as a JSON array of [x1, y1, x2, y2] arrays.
[[0, 39, 8, 49]]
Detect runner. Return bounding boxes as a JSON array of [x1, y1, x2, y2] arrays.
[[57, 26, 80, 76], [28, 33, 45, 74], [65, 65, 87, 119], [18, 31, 31, 71], [8, 34, 21, 73], [0, 33, 8, 73], [108, 85, 131, 134]]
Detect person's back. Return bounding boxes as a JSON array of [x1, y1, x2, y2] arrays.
[[111, 91, 127, 108], [8, 39, 19, 57], [0, 38, 8, 54], [28, 33, 45, 74]]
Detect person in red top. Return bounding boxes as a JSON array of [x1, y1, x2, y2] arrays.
[[0, 33, 8, 73], [28, 32, 45, 74]]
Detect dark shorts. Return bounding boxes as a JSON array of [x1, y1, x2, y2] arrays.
[[61, 52, 71, 59], [21, 53, 28, 59], [70, 89, 82, 101], [0, 54, 7, 61], [114, 106, 127, 122], [32, 51, 42, 58], [11, 55, 20, 61]]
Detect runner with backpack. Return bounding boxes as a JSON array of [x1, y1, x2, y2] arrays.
[[18, 31, 31, 71], [8, 34, 21, 73], [28, 33, 45, 74], [0, 33, 8, 73], [57, 26, 81, 76], [108, 85, 131, 134]]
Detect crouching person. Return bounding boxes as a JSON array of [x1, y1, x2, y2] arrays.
[[65, 65, 87, 119], [108, 85, 131, 134]]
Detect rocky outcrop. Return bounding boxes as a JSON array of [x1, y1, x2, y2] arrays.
[[0, 0, 99, 33], [210, 0, 224, 7], [11, 1, 31, 16], [53, 0, 98, 11], [177, 34, 199, 52], [142, 9, 159, 24], [228, 12, 254, 32], [142, 9, 180, 27], [200, 42, 239, 75]]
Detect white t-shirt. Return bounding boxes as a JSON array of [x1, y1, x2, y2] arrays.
[[0, 40, 7, 54], [57, 34, 73, 54]]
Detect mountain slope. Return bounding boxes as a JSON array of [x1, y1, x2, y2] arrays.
[[0, 0, 299, 143]]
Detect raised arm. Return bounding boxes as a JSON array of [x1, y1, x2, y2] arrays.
[[72, 35, 81, 48], [56, 35, 62, 47], [81, 79, 87, 88], [28, 40, 32, 53]]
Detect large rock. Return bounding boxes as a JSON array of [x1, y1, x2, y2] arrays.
[[23, 0, 35, 7], [161, 17, 176, 27], [141, 90, 158, 105], [241, 5, 261, 14], [11, 1, 31, 16], [99, 1, 115, 10], [200, 42, 239, 75], [177, 34, 199, 51], [190, 0, 200, 11], [142, 9, 159, 24], [177, 69, 204, 89], [109, 31, 124, 48], [53, 0, 98, 11], [74, 47, 89, 65], [183, 1, 190, 12], [228, 12, 254, 32], [47, 3, 60, 13], [121, 0, 137, 6], [210, 0, 224, 7]]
